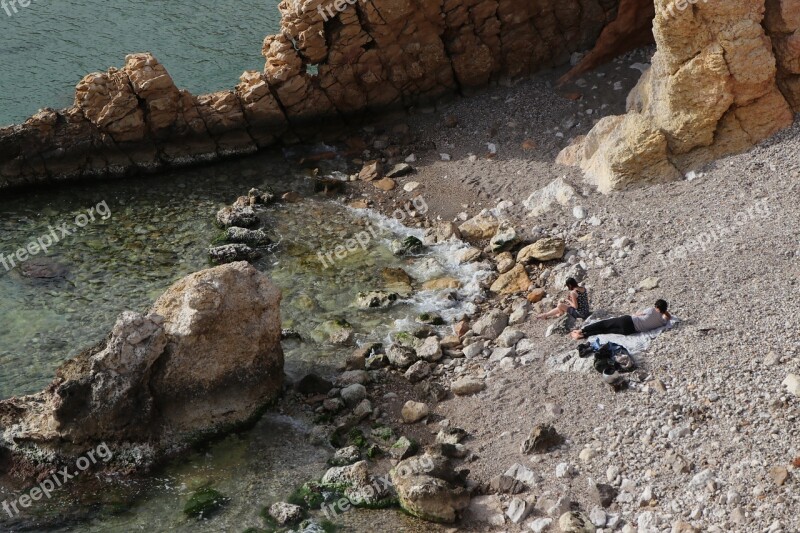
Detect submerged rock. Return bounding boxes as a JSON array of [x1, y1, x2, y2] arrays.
[[225, 226, 271, 246], [216, 205, 258, 228], [355, 290, 399, 309], [208, 243, 261, 264], [0, 262, 284, 478]]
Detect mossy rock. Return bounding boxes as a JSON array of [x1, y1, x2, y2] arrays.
[[348, 428, 367, 448], [183, 488, 229, 519]]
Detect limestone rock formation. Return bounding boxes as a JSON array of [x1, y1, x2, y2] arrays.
[[0, 262, 284, 479], [0, 0, 617, 189], [559, 0, 799, 192]]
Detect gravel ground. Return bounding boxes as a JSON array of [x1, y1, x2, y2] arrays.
[[344, 47, 800, 533]]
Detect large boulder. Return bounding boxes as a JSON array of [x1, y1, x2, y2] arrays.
[[0, 262, 284, 478], [559, 0, 798, 192]]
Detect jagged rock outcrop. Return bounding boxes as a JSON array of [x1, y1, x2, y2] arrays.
[[0, 0, 617, 189], [0, 262, 284, 479], [559, 0, 800, 192]]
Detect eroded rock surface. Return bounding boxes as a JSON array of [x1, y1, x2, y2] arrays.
[[0, 0, 616, 189], [0, 262, 284, 479], [559, 0, 800, 192]]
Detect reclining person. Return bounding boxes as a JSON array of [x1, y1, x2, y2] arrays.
[[536, 278, 591, 321], [570, 300, 671, 340]]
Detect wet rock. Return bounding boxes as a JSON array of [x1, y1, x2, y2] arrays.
[[417, 312, 445, 326], [296, 373, 333, 395], [269, 502, 304, 525], [521, 424, 564, 454], [208, 244, 260, 264], [391, 455, 470, 523], [314, 319, 355, 346], [17, 259, 70, 280], [184, 488, 229, 519], [355, 290, 399, 309], [456, 247, 483, 264], [387, 344, 418, 369], [458, 211, 500, 242], [517, 238, 566, 262], [391, 236, 425, 256], [216, 205, 258, 228], [248, 187, 275, 205], [422, 277, 462, 290], [390, 436, 418, 460], [401, 401, 429, 423], [381, 267, 413, 285], [225, 227, 271, 246], [423, 222, 461, 245]]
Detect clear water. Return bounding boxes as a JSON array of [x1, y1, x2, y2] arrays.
[[0, 151, 482, 531], [0, 0, 282, 126]]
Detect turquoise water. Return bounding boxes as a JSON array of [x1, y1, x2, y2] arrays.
[[0, 0, 282, 126], [0, 151, 479, 531]]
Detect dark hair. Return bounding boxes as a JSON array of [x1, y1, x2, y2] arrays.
[[655, 299, 669, 313], [565, 278, 579, 290]]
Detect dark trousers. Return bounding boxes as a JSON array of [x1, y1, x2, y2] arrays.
[[581, 315, 636, 337]]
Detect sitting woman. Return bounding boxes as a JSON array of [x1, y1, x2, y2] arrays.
[[570, 299, 671, 340], [536, 278, 591, 321]]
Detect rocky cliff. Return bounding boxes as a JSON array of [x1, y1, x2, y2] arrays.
[[558, 0, 800, 192], [0, 262, 284, 478], [0, 0, 617, 189]]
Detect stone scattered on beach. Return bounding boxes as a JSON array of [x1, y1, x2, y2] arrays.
[[523, 177, 576, 217], [422, 277, 462, 290], [373, 177, 397, 191], [527, 288, 547, 303], [456, 247, 483, 264], [521, 424, 564, 454], [451, 376, 486, 396], [458, 211, 500, 241], [490, 263, 531, 294], [387, 163, 414, 178], [402, 401, 430, 423], [490, 222, 519, 252], [783, 374, 800, 396], [638, 276, 660, 290], [471, 310, 509, 339], [517, 238, 566, 262], [359, 160, 382, 181], [559, 511, 596, 533]]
